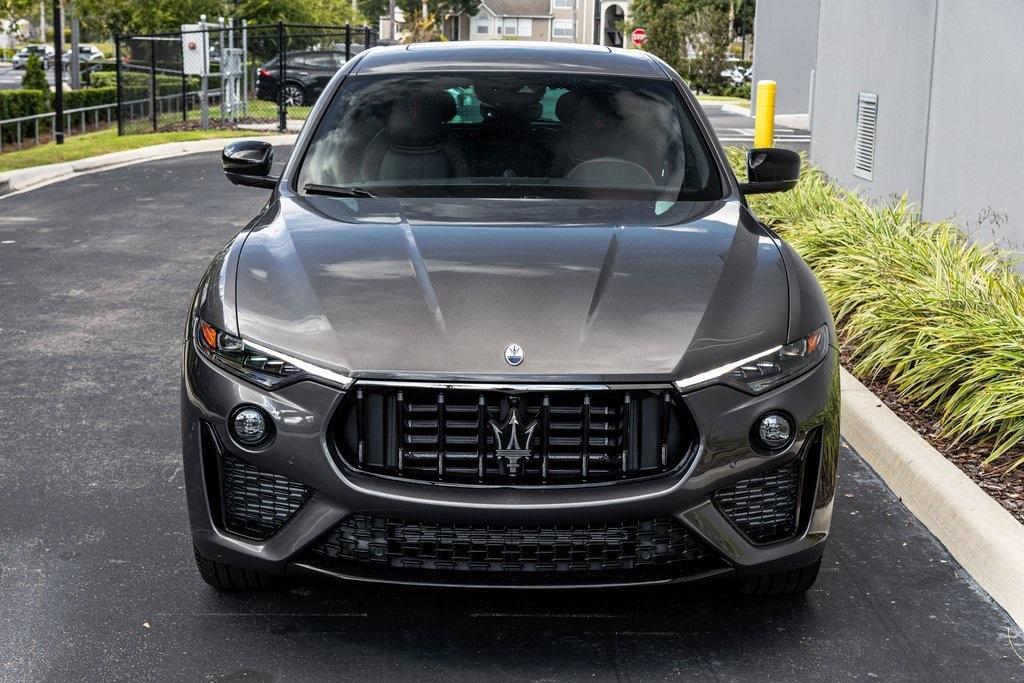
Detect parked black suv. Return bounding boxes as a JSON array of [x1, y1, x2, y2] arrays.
[[255, 49, 364, 106]]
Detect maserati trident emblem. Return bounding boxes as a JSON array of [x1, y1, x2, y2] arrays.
[[504, 343, 524, 366], [488, 405, 538, 477]]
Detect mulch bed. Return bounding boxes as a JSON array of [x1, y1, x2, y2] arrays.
[[842, 347, 1024, 525]]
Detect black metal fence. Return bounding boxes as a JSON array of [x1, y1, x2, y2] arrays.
[[115, 22, 377, 135]]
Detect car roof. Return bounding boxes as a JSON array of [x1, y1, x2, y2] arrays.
[[352, 42, 668, 79]]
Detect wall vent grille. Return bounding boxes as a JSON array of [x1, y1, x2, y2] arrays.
[[853, 92, 878, 181]]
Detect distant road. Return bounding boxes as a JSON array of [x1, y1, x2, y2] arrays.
[[0, 64, 55, 90], [701, 101, 810, 152]]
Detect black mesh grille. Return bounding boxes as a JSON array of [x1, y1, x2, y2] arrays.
[[306, 514, 716, 573], [333, 386, 696, 486], [221, 454, 311, 539], [715, 459, 801, 544]]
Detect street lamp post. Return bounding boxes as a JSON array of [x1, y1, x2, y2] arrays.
[[52, 0, 63, 144]]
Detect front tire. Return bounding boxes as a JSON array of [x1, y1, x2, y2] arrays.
[[194, 545, 278, 590], [279, 83, 307, 107], [738, 558, 821, 597]]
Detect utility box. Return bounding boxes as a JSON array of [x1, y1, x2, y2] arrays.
[[181, 24, 210, 76]]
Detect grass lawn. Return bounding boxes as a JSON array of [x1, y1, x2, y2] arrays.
[[696, 95, 750, 107], [0, 127, 270, 173]]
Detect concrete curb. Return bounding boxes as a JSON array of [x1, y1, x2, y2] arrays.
[[841, 367, 1024, 629], [0, 134, 297, 197], [721, 103, 752, 117]]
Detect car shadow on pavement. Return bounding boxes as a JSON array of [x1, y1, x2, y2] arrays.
[[186, 576, 831, 678]]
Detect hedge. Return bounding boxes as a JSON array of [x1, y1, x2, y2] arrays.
[[62, 87, 119, 109], [0, 85, 153, 145], [91, 71, 199, 96], [0, 90, 51, 144], [728, 148, 1024, 471]]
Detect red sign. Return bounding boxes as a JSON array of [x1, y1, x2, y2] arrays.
[[631, 28, 647, 47]]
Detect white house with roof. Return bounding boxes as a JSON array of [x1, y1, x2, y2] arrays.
[[443, 0, 630, 47]]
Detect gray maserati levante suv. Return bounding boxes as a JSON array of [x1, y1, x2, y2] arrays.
[[182, 42, 839, 595]]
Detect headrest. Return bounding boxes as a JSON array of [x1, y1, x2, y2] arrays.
[[555, 92, 582, 123], [566, 159, 655, 186], [434, 90, 457, 123], [567, 95, 627, 162], [387, 92, 446, 149]]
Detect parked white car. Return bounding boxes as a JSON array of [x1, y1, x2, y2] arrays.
[[720, 63, 752, 85], [12, 44, 54, 69], [62, 44, 105, 63]]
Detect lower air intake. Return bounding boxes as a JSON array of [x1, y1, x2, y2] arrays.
[[714, 459, 801, 544], [221, 453, 311, 540], [306, 514, 715, 573]]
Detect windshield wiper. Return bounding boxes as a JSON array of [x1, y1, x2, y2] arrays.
[[303, 183, 378, 198]]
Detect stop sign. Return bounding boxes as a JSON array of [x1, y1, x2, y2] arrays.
[[631, 28, 647, 47]]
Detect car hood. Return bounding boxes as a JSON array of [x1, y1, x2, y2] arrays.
[[234, 196, 789, 382]]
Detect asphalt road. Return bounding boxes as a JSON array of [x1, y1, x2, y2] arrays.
[[0, 64, 55, 90], [0, 150, 1021, 681], [702, 102, 809, 153]]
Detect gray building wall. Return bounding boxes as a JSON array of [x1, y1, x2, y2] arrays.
[[921, 0, 1024, 248], [750, 0, 820, 116], [800, 0, 1024, 252], [808, 0, 938, 204]]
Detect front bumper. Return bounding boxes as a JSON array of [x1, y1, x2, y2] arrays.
[[181, 341, 840, 587]]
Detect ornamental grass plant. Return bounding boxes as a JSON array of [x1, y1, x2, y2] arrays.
[[727, 147, 1024, 471]]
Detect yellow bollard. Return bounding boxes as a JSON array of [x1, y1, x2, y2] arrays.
[[754, 80, 777, 148]]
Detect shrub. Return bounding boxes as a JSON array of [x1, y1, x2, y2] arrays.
[[0, 89, 51, 144], [22, 53, 50, 95], [91, 71, 187, 95], [61, 87, 119, 109], [727, 147, 1024, 471]]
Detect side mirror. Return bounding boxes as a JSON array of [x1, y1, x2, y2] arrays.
[[222, 140, 278, 189], [738, 147, 801, 195]]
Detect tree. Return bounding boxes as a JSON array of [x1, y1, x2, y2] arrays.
[[630, 0, 737, 87], [679, 4, 730, 93], [22, 52, 49, 95], [73, 0, 355, 36], [357, 0, 389, 22], [733, 0, 754, 37], [305, 0, 360, 25], [628, 0, 684, 70], [395, 0, 478, 26]]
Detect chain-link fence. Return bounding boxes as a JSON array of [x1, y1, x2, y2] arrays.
[[116, 23, 377, 135]]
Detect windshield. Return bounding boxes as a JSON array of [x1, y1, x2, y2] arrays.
[[296, 72, 723, 201]]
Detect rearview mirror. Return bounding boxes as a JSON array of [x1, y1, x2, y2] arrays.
[[738, 147, 801, 195], [222, 140, 278, 189]]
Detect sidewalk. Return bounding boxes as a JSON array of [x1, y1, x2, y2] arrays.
[[720, 103, 810, 132]]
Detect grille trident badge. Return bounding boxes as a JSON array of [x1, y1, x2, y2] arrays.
[[488, 405, 538, 477]]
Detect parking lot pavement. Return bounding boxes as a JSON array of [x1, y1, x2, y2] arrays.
[[0, 151, 1022, 681], [702, 102, 809, 153]]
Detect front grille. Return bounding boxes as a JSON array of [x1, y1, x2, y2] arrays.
[[715, 459, 801, 544], [220, 454, 311, 539], [332, 386, 696, 485], [306, 514, 717, 574]]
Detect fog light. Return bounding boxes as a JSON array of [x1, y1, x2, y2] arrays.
[[232, 406, 270, 445], [756, 412, 792, 450]]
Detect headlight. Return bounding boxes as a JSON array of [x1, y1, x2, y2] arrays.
[[675, 325, 830, 394], [195, 320, 304, 389]]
